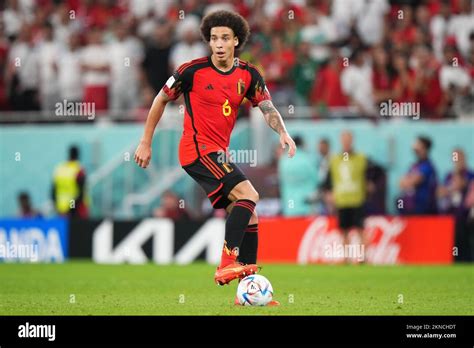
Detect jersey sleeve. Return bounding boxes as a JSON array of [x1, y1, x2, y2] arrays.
[[245, 66, 272, 107], [161, 64, 192, 100]]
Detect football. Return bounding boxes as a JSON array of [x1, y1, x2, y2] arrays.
[[236, 274, 273, 306]]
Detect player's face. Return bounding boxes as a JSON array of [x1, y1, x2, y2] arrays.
[[209, 27, 238, 63], [412, 140, 426, 159], [318, 142, 329, 156], [341, 132, 353, 153]]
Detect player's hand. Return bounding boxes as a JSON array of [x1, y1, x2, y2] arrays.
[[280, 131, 296, 158], [134, 141, 152, 168]]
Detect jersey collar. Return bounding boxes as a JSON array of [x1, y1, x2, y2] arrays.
[[208, 56, 238, 75]]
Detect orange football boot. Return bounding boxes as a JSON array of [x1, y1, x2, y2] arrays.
[[214, 262, 258, 286]]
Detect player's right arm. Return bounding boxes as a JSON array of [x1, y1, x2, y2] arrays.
[[135, 68, 187, 168], [134, 91, 170, 168]]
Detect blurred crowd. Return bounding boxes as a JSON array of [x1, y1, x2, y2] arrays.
[[0, 0, 473, 119]]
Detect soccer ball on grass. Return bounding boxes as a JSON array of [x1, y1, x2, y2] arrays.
[[236, 274, 273, 306]]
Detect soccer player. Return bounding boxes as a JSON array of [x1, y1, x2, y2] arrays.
[[134, 11, 296, 302]]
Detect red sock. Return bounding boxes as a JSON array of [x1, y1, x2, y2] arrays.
[[219, 241, 238, 268]]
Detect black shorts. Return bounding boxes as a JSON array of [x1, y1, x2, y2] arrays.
[[183, 152, 248, 209], [337, 206, 365, 230]]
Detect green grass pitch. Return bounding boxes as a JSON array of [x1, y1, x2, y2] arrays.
[[0, 262, 472, 315]]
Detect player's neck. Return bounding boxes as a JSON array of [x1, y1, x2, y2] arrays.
[[210, 54, 234, 73]]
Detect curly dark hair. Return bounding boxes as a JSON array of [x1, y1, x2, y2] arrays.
[[200, 10, 250, 51]]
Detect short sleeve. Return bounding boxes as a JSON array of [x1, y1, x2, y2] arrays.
[[245, 66, 271, 107], [161, 64, 191, 100]]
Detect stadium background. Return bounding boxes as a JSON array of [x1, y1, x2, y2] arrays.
[[0, 0, 473, 315]]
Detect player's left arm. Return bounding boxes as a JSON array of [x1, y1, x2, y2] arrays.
[[258, 100, 296, 158]]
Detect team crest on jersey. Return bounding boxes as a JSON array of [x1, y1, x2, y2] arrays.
[[237, 79, 245, 95]]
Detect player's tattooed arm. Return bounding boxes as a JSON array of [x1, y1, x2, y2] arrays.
[[258, 100, 297, 158], [258, 100, 287, 135]]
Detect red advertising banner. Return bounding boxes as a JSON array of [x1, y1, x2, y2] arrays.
[[258, 216, 455, 264]]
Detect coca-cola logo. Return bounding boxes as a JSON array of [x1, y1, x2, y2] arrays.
[[364, 217, 405, 264], [297, 217, 405, 264]]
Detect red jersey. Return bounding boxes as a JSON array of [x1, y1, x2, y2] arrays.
[[162, 56, 271, 166]]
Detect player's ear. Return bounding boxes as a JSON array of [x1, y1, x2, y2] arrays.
[[234, 36, 239, 47]]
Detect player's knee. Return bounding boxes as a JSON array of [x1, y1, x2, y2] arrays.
[[230, 181, 259, 203], [249, 210, 258, 225], [247, 190, 259, 203]]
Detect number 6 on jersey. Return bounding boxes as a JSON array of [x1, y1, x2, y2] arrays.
[[222, 99, 231, 117]]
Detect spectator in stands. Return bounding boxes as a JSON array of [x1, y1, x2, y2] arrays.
[[291, 37, 319, 106], [169, 15, 207, 71], [414, 4, 431, 47], [372, 45, 393, 105], [52, 145, 89, 219], [252, 16, 273, 54], [281, 9, 301, 48], [341, 47, 375, 116], [278, 136, 318, 216], [467, 34, 474, 79], [298, 7, 336, 62], [84, 0, 127, 30], [6, 25, 40, 111], [80, 27, 110, 111], [50, 2, 81, 47], [447, 0, 474, 59], [327, 131, 368, 262], [3, 0, 24, 40], [331, 0, 365, 41], [239, 40, 264, 71], [17, 192, 42, 218], [356, 0, 389, 46], [391, 50, 416, 104], [0, 21, 9, 110], [438, 148, 474, 262], [37, 22, 60, 111], [108, 19, 144, 115], [430, 0, 452, 61], [154, 190, 191, 221], [398, 136, 438, 215], [439, 44, 472, 119], [310, 48, 348, 115], [391, 5, 418, 50], [272, 0, 305, 33], [411, 44, 445, 118], [0, 0, 472, 120], [142, 20, 173, 95], [57, 32, 83, 105], [260, 34, 296, 106]]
